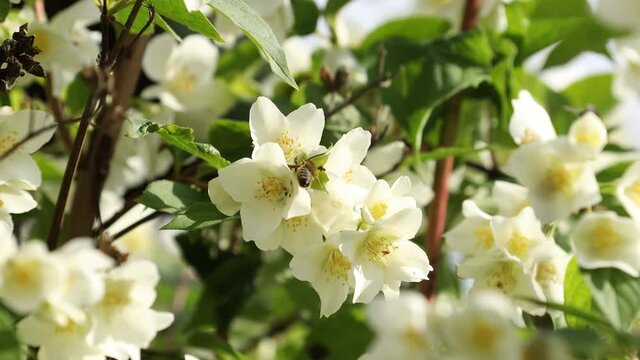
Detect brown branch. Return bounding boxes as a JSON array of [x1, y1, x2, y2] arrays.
[[65, 34, 150, 241], [47, 74, 101, 250], [421, 0, 480, 300]]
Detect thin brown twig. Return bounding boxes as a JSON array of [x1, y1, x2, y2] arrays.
[[110, 211, 161, 241], [0, 117, 83, 161], [45, 75, 74, 152], [106, 0, 145, 68], [325, 68, 401, 119], [421, 0, 480, 300]]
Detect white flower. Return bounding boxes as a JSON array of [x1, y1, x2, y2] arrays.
[[442, 291, 521, 360], [570, 212, 640, 277], [50, 239, 114, 312], [509, 90, 556, 145], [283, 36, 316, 76], [567, 112, 608, 160], [0, 184, 38, 225], [612, 37, 640, 99], [445, 200, 495, 256], [184, 0, 207, 12], [0, 109, 55, 190], [258, 214, 324, 254], [590, 0, 640, 33], [616, 162, 640, 222], [0, 241, 64, 314], [17, 304, 103, 360], [31, 0, 100, 94], [504, 139, 601, 223], [88, 259, 174, 360], [249, 97, 325, 164], [208, 177, 241, 216], [363, 141, 406, 177], [218, 143, 311, 247], [491, 180, 529, 217], [0, 222, 16, 266], [142, 34, 232, 112], [458, 257, 545, 315], [362, 177, 416, 224], [491, 207, 556, 270], [384, 162, 435, 208], [290, 235, 354, 317], [532, 243, 570, 306], [340, 208, 431, 303], [365, 291, 436, 360], [313, 128, 377, 235]]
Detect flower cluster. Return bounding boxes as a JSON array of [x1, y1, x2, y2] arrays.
[[0, 233, 173, 360], [362, 290, 573, 360], [209, 97, 432, 316]]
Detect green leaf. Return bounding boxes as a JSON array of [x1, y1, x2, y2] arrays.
[[382, 30, 493, 149], [162, 202, 237, 230], [208, 0, 298, 89], [361, 16, 451, 49], [521, 0, 626, 66], [305, 306, 373, 359], [563, 74, 617, 115], [131, 120, 230, 169], [208, 119, 252, 162], [0, 0, 11, 24], [0, 307, 20, 360], [137, 180, 209, 214], [583, 268, 640, 329], [564, 258, 593, 328], [112, 2, 156, 35], [148, 0, 223, 41], [291, 0, 320, 35]]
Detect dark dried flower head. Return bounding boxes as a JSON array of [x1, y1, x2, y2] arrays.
[[0, 23, 46, 92]]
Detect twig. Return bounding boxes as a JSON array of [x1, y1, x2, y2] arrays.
[[110, 211, 161, 241], [45, 75, 74, 152], [0, 117, 83, 161], [47, 81, 101, 250], [34, 0, 47, 22], [325, 68, 400, 119], [421, 0, 480, 300]]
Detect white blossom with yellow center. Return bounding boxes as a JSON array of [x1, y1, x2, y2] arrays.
[[458, 257, 545, 315], [249, 97, 325, 165], [611, 37, 640, 98], [616, 161, 640, 222], [142, 33, 233, 113], [491, 207, 557, 271], [567, 112, 608, 160], [442, 291, 521, 360], [362, 176, 416, 224], [17, 304, 104, 360], [254, 214, 324, 254], [445, 200, 497, 256], [340, 208, 431, 304], [218, 143, 311, 245], [508, 90, 557, 146], [87, 259, 174, 360], [532, 243, 570, 307], [365, 292, 439, 360], [0, 241, 64, 314], [504, 139, 601, 223], [290, 235, 355, 317], [570, 212, 640, 276]]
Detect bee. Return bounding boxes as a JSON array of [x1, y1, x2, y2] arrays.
[[292, 153, 328, 189]]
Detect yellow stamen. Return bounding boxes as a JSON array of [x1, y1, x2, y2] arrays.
[[475, 225, 494, 250], [324, 249, 351, 283], [369, 202, 388, 220], [506, 231, 530, 258], [544, 162, 580, 193], [624, 180, 640, 206]]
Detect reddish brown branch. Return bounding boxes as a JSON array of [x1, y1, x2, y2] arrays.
[[421, 0, 480, 299]]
